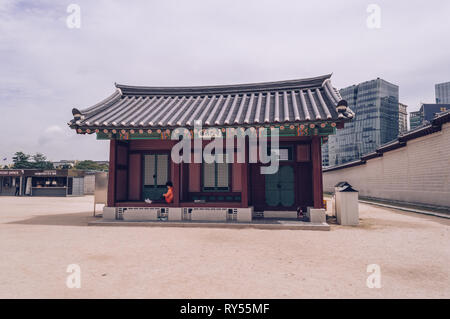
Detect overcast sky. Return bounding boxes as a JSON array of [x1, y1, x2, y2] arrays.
[[1, 0, 449, 163]]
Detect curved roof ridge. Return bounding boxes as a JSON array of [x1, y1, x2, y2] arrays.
[[74, 89, 122, 115], [115, 74, 333, 96], [69, 74, 357, 130]]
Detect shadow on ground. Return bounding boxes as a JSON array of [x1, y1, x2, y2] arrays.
[[8, 212, 98, 227]]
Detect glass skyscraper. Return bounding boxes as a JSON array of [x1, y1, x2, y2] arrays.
[[324, 78, 399, 166], [436, 81, 450, 103]]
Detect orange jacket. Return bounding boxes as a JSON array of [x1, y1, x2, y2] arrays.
[[163, 186, 173, 204]]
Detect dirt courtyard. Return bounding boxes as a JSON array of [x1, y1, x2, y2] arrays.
[[0, 196, 448, 299]]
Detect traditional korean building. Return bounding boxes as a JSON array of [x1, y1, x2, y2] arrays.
[[68, 74, 354, 222]]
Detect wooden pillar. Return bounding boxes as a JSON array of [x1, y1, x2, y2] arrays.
[[311, 136, 323, 209], [171, 160, 180, 206], [107, 139, 116, 207], [19, 176, 23, 196], [241, 140, 249, 208], [128, 153, 141, 201]]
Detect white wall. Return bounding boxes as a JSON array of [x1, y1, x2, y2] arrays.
[[324, 123, 450, 208], [84, 174, 96, 195]]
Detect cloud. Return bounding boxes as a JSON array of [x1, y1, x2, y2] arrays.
[[0, 0, 450, 162], [44, 125, 64, 134]]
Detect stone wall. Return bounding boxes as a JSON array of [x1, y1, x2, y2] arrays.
[[323, 122, 450, 208]]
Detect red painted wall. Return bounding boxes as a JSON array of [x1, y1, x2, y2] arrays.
[[188, 163, 201, 192], [232, 163, 243, 192], [128, 153, 141, 201], [115, 143, 128, 201], [296, 144, 311, 162]]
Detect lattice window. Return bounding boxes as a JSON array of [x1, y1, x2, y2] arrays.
[[143, 155, 155, 185], [202, 154, 229, 191], [156, 154, 168, 186]]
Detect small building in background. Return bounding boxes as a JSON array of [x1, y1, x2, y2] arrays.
[[409, 103, 450, 130], [52, 160, 76, 169], [409, 109, 423, 130], [0, 169, 86, 197], [0, 170, 23, 196], [398, 102, 408, 133]]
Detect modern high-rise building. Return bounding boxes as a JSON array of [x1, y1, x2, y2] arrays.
[[325, 78, 399, 166], [398, 102, 408, 133], [409, 103, 450, 130], [409, 110, 423, 130], [435, 81, 450, 103]]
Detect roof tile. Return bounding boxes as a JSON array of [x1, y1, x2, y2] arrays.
[[70, 74, 353, 130]]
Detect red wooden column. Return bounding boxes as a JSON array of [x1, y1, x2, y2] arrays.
[[311, 136, 323, 209], [107, 139, 117, 207], [171, 160, 180, 206], [128, 153, 141, 201], [240, 140, 249, 208]]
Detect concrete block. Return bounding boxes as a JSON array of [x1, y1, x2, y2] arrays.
[[191, 209, 227, 221], [123, 208, 159, 221], [237, 207, 253, 222], [307, 207, 326, 223], [168, 207, 183, 221], [264, 211, 298, 219], [102, 207, 116, 221], [325, 198, 335, 216], [336, 192, 359, 225]]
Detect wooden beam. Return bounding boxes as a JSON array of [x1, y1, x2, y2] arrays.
[[171, 160, 180, 206], [107, 139, 116, 207], [241, 140, 249, 208]]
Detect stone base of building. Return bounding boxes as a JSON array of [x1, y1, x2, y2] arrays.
[[102, 206, 255, 222], [263, 211, 298, 219], [306, 207, 326, 223], [102, 206, 330, 225]]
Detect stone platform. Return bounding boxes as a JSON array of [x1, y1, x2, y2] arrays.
[[88, 218, 330, 231]]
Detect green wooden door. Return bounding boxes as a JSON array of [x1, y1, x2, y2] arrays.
[[142, 154, 169, 201], [265, 170, 280, 207], [265, 165, 295, 208]]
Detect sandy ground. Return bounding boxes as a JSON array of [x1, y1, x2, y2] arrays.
[[0, 196, 448, 299]]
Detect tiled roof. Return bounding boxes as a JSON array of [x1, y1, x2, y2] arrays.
[[69, 74, 353, 130]]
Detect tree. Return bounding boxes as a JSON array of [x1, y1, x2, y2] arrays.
[[31, 153, 54, 169], [12, 152, 32, 168], [12, 152, 54, 169], [74, 160, 108, 171]]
